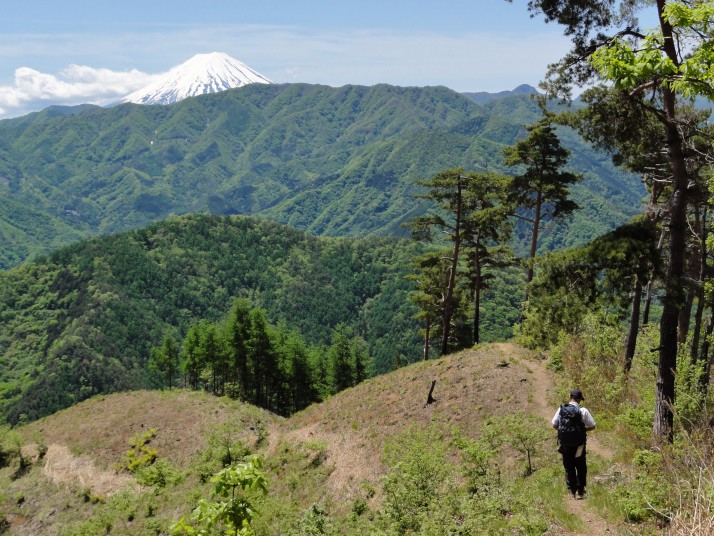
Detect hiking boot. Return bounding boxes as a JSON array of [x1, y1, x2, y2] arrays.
[[577, 489, 586, 500]]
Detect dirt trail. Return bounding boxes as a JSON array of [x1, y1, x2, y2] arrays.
[[494, 343, 617, 535], [523, 349, 613, 461]]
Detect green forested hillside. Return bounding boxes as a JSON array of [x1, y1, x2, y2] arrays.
[[0, 215, 430, 423], [0, 83, 644, 269]]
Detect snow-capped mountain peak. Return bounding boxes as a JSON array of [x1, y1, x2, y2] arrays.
[[122, 52, 271, 105]]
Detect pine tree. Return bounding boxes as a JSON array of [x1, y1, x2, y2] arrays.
[[517, 0, 714, 440], [409, 169, 513, 353], [247, 309, 276, 410], [407, 251, 448, 361], [503, 109, 580, 286], [352, 337, 369, 385], [149, 334, 180, 389], [225, 298, 252, 398], [329, 325, 354, 394], [408, 169, 472, 356], [182, 324, 204, 390], [283, 331, 317, 413], [461, 171, 513, 344], [201, 323, 227, 395]]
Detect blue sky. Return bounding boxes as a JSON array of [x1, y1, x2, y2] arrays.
[[0, 0, 574, 118]]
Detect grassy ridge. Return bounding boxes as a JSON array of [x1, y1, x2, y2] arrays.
[[2, 334, 707, 534], [0, 343, 593, 535]]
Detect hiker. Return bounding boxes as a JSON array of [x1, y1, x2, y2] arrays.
[[551, 388, 596, 499]]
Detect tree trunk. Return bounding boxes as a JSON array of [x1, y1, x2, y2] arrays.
[[690, 206, 708, 365], [423, 316, 431, 361], [654, 1, 689, 444], [473, 254, 482, 345], [643, 225, 667, 326], [425, 380, 437, 406], [441, 182, 463, 356], [655, 148, 687, 443], [690, 287, 705, 363], [700, 313, 714, 396], [527, 191, 543, 285], [677, 291, 694, 345], [642, 280, 653, 326], [623, 277, 642, 374]]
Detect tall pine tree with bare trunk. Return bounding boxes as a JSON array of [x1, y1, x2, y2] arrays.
[[503, 110, 580, 287]]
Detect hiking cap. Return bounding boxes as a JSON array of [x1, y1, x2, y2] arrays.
[[570, 388, 584, 401]]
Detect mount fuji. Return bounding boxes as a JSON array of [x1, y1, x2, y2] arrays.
[[122, 52, 272, 105]]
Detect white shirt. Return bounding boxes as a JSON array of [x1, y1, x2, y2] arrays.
[[551, 401, 596, 429]]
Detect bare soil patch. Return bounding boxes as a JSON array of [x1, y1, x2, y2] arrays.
[[43, 444, 136, 497]]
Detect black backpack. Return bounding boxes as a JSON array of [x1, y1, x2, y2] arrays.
[[557, 404, 586, 446]]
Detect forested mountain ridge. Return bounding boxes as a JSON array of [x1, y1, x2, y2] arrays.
[[0, 214, 433, 423], [0, 83, 644, 269]]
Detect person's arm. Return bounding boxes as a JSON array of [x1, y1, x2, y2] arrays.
[[551, 409, 560, 430], [581, 408, 596, 431]]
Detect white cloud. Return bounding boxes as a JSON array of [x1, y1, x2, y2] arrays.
[[0, 64, 160, 118]]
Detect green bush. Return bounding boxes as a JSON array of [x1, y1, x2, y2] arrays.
[[121, 428, 158, 473], [453, 430, 500, 496], [381, 428, 452, 534], [611, 449, 668, 523], [674, 351, 707, 426], [0, 426, 22, 468], [196, 423, 251, 482], [287, 504, 337, 536], [172, 455, 268, 535], [136, 459, 183, 488]]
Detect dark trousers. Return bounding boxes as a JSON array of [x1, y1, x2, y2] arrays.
[[560, 444, 587, 494]]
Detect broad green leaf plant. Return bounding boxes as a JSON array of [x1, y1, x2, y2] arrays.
[[590, 2, 714, 99], [172, 455, 268, 536]]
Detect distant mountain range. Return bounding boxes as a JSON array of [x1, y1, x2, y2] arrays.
[[118, 51, 541, 108], [0, 82, 644, 270], [462, 84, 540, 104], [119, 51, 542, 109], [122, 52, 272, 105]]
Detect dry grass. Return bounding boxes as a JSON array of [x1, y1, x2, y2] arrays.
[[5, 343, 567, 533], [16, 344, 546, 502], [279, 342, 546, 500], [42, 444, 136, 498], [21, 389, 281, 470], [668, 473, 714, 535]]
